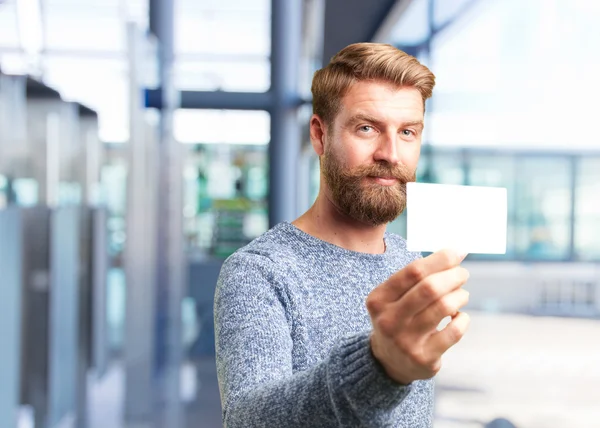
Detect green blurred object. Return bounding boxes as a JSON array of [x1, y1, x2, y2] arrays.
[[211, 198, 253, 258]]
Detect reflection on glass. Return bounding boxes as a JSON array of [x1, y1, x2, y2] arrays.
[[575, 158, 600, 260], [425, 152, 465, 185], [100, 160, 128, 263], [12, 178, 39, 206], [184, 144, 269, 259], [175, 59, 270, 92], [415, 152, 430, 183], [58, 182, 82, 206], [514, 221, 570, 260], [175, 0, 271, 92], [514, 157, 571, 260], [0, 174, 7, 208], [176, 5, 270, 57]]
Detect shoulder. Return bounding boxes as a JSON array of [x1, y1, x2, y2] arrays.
[[227, 223, 304, 268], [215, 228, 297, 317], [218, 223, 300, 288]]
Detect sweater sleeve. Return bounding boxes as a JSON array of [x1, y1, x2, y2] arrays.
[[214, 251, 414, 428]]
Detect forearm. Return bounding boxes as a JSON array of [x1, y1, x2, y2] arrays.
[[222, 331, 413, 428]]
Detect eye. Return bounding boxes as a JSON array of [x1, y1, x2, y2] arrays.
[[359, 125, 374, 133], [401, 129, 415, 137]]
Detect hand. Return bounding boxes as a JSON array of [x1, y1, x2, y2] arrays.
[[366, 249, 470, 385]]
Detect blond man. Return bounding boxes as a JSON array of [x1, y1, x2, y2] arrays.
[[214, 43, 470, 427]]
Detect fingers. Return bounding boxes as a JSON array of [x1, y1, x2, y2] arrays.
[[412, 288, 470, 334], [396, 266, 470, 319], [372, 249, 467, 305], [426, 311, 470, 356]]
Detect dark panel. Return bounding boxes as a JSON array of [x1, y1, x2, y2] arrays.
[[188, 259, 224, 357], [78, 103, 98, 118], [146, 88, 275, 111], [76, 207, 93, 427], [91, 207, 109, 379], [322, 0, 399, 62], [25, 77, 61, 100], [20, 207, 52, 428]]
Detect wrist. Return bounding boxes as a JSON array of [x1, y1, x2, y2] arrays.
[[369, 333, 412, 386]]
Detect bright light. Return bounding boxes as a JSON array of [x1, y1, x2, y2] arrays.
[[16, 0, 43, 58], [174, 109, 270, 145]]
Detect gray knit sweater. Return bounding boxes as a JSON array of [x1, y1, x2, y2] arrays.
[[214, 222, 434, 427]]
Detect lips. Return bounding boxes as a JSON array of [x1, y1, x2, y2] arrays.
[[368, 176, 398, 186]]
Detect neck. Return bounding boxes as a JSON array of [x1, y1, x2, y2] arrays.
[[292, 190, 387, 254]]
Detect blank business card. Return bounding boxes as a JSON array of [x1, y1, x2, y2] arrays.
[[406, 182, 507, 254]]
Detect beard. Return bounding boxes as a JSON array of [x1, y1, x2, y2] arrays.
[[321, 146, 416, 226]]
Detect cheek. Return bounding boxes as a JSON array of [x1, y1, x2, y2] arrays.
[[399, 144, 421, 170], [335, 138, 371, 169], [346, 139, 377, 165]]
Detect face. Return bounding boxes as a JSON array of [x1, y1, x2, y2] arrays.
[[311, 80, 424, 226]]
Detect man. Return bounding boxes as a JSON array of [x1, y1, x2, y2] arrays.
[[214, 43, 470, 427]]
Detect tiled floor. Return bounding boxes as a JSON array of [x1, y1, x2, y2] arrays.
[[88, 311, 600, 428]]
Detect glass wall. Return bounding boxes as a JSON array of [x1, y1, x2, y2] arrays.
[[183, 143, 269, 259], [175, 109, 270, 259], [575, 158, 600, 260], [175, 0, 271, 92], [514, 157, 572, 260]]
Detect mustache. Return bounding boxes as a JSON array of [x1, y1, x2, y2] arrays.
[[343, 163, 415, 183]]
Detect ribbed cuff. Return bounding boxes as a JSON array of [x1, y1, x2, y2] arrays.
[[327, 330, 413, 412]]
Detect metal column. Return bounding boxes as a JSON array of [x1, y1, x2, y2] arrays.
[[124, 23, 158, 425], [150, 0, 185, 426], [269, 0, 304, 226]]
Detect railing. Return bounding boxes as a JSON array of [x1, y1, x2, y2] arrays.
[[534, 279, 598, 317]]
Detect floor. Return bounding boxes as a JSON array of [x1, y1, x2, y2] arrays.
[[87, 311, 600, 428], [87, 359, 222, 428], [434, 312, 600, 428]]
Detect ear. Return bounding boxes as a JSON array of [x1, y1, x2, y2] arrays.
[[309, 114, 327, 156]]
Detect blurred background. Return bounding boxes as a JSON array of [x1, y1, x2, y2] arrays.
[[0, 0, 599, 427]]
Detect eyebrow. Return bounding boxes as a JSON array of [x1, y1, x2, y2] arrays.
[[402, 120, 425, 129], [347, 114, 424, 130]]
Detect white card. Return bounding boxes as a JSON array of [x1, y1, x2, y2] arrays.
[[406, 182, 507, 254]]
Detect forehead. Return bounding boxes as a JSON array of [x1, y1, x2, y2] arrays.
[[337, 80, 424, 123]]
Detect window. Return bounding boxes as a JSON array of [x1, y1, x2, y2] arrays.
[[174, 58, 270, 92], [424, 151, 465, 185], [174, 109, 270, 145], [514, 157, 572, 260], [0, 2, 20, 48], [575, 158, 600, 260], [175, 0, 271, 92], [183, 143, 269, 258]]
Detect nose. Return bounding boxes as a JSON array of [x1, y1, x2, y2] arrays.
[[373, 131, 400, 165]]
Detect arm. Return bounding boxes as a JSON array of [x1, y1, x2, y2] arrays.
[[214, 252, 413, 428]]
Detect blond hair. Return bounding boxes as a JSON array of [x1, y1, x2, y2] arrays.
[[311, 43, 435, 124]]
